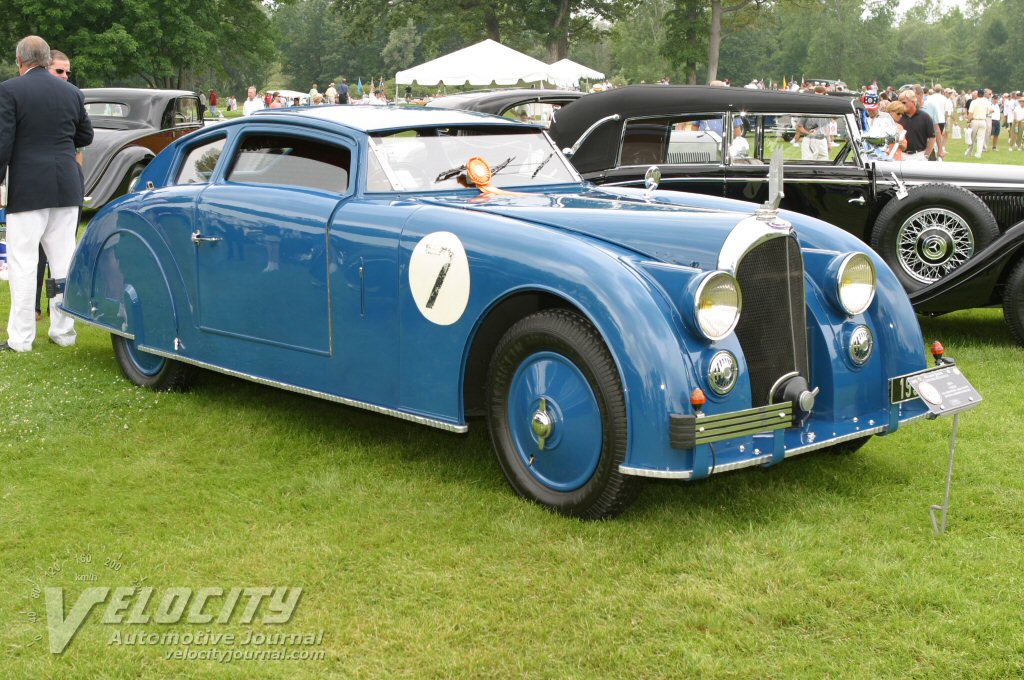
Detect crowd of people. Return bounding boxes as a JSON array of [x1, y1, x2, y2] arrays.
[[856, 84, 1024, 161], [232, 78, 393, 115]]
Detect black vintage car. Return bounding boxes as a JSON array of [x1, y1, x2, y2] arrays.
[[548, 85, 1024, 344], [428, 88, 582, 125], [82, 88, 204, 209]]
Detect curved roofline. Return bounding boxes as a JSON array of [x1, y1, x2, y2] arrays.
[[83, 88, 197, 98], [253, 103, 537, 134]]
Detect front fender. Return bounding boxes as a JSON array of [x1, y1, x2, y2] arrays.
[[397, 205, 702, 469]]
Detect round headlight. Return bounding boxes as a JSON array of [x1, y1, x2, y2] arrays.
[[837, 253, 876, 315], [694, 271, 742, 341], [848, 324, 874, 366], [708, 350, 739, 394]]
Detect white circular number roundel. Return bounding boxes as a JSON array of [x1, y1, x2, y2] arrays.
[[409, 231, 471, 325]]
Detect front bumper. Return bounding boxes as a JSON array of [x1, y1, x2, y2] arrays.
[[620, 366, 945, 481]]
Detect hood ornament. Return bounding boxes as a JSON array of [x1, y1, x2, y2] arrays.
[[644, 165, 661, 198], [755, 147, 786, 224]]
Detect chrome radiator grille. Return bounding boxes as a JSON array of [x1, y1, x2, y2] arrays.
[[733, 235, 809, 407]]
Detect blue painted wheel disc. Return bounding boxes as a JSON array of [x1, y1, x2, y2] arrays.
[[507, 351, 603, 491], [126, 340, 165, 377]]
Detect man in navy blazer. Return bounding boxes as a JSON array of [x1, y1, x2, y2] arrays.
[[0, 35, 93, 352]]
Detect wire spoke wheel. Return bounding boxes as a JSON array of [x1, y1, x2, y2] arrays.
[[896, 208, 974, 284]]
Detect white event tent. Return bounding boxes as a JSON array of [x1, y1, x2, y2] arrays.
[[546, 58, 605, 89], [396, 39, 554, 88]]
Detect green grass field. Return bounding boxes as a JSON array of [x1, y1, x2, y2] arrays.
[[2, 138, 1024, 678]]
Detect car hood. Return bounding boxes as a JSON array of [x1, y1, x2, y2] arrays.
[[422, 187, 756, 269], [876, 159, 1024, 186]]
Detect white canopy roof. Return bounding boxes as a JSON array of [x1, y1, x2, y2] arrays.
[[546, 58, 605, 88], [396, 39, 553, 86]]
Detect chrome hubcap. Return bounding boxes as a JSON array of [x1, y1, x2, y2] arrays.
[[896, 208, 974, 284], [531, 398, 554, 450]]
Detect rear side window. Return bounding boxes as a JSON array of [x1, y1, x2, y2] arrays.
[[620, 115, 725, 166], [226, 134, 350, 194], [175, 136, 226, 184]]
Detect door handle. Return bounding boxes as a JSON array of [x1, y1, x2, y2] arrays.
[[191, 231, 223, 245], [848, 196, 866, 205]]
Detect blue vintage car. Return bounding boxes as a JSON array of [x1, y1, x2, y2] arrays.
[[60, 106, 950, 518]]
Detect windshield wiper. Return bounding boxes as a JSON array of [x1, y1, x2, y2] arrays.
[[435, 156, 515, 183], [531, 153, 554, 179], [491, 156, 515, 175], [435, 164, 466, 183]]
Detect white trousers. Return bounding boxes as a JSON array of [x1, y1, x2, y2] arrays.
[[968, 120, 988, 158], [5, 206, 78, 351]]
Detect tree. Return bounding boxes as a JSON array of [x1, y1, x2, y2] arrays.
[[333, 0, 635, 64], [609, 0, 679, 84], [0, 0, 277, 91], [382, 19, 421, 74], [663, 0, 707, 84]]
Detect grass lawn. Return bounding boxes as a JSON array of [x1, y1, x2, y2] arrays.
[[2, 155, 1024, 679]]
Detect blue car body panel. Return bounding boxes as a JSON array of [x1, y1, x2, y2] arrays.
[[62, 107, 937, 483]]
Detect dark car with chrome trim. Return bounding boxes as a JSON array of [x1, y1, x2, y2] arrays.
[[82, 88, 204, 210], [549, 86, 1024, 343], [428, 88, 583, 126]]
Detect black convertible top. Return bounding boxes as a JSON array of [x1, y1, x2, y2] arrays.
[[549, 85, 858, 173], [428, 88, 582, 114]]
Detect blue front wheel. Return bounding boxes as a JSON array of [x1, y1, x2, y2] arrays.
[[486, 309, 641, 519]]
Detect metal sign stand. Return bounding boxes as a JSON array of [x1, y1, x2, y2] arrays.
[[907, 342, 982, 536], [929, 413, 959, 535]]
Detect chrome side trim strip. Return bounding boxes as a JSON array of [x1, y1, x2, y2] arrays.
[[711, 454, 773, 474], [721, 177, 871, 186], [133, 344, 467, 433], [136, 344, 469, 434], [784, 425, 886, 458], [619, 465, 693, 480], [59, 305, 135, 340]]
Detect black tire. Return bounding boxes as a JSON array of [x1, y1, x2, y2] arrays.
[[871, 183, 999, 291], [1002, 259, 1024, 347], [824, 435, 873, 455], [111, 334, 194, 391], [485, 309, 642, 519]]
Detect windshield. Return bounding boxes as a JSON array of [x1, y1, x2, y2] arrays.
[[367, 126, 579, 192]]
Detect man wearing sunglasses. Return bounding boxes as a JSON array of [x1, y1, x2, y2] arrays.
[[0, 36, 93, 352], [49, 50, 71, 80], [32, 49, 82, 322]]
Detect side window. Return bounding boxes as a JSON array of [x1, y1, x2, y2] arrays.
[[226, 134, 350, 194], [619, 115, 724, 166], [758, 113, 853, 164], [175, 98, 200, 126], [175, 136, 226, 185]]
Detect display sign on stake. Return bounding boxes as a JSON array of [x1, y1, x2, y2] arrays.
[[911, 342, 983, 535]]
